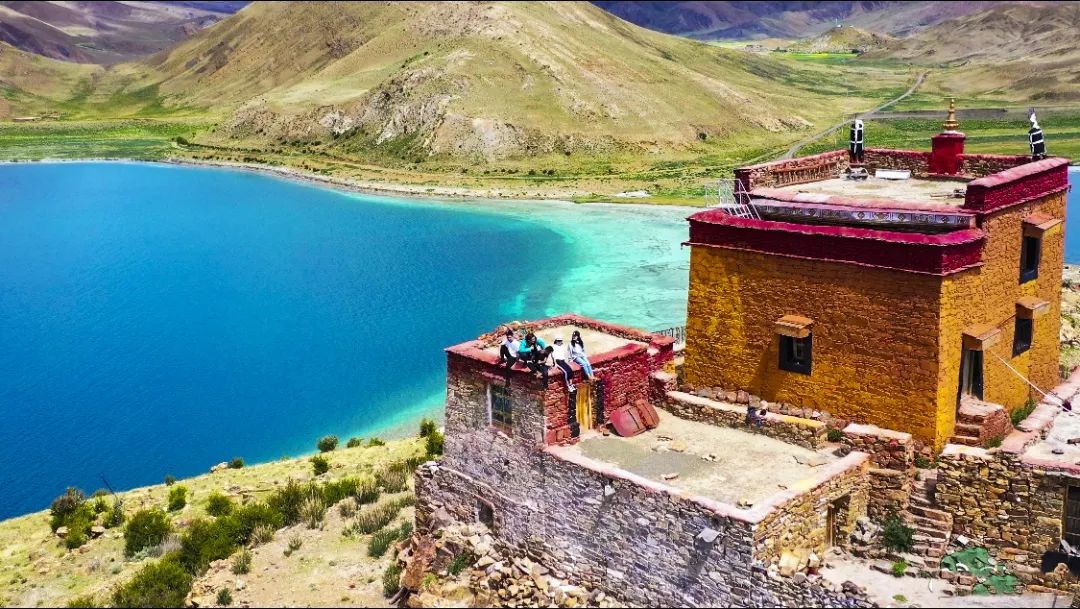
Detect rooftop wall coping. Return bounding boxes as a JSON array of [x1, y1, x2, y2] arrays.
[[687, 209, 986, 247], [842, 423, 913, 442], [543, 441, 869, 525], [667, 390, 826, 430], [737, 149, 847, 172], [940, 444, 992, 460], [749, 190, 974, 216], [966, 156, 1070, 190], [445, 313, 674, 366]]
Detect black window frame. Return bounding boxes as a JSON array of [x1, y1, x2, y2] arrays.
[[1013, 317, 1034, 356], [779, 333, 813, 375], [489, 384, 513, 433], [1020, 235, 1041, 283]]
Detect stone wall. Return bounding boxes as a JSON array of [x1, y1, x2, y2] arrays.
[[863, 148, 931, 176], [662, 390, 827, 449], [960, 153, 1030, 178], [417, 447, 873, 608], [936, 445, 1076, 590], [840, 424, 915, 520]]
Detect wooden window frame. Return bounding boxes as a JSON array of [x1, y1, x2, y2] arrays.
[[1013, 317, 1033, 356], [489, 384, 513, 434], [1020, 235, 1041, 284], [779, 333, 812, 375]]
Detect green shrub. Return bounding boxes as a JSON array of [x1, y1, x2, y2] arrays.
[[64, 527, 88, 550], [377, 467, 408, 493], [355, 478, 381, 505], [351, 502, 403, 536], [250, 524, 275, 546], [881, 514, 915, 553], [232, 548, 252, 575], [826, 428, 843, 442], [367, 437, 386, 447], [346, 437, 363, 448], [229, 457, 245, 469], [987, 435, 1005, 448], [892, 559, 908, 578], [382, 560, 403, 597], [49, 487, 87, 532], [164, 475, 176, 486], [448, 550, 477, 576], [284, 534, 303, 557], [914, 455, 933, 469], [425, 431, 444, 458], [368, 523, 413, 558], [112, 557, 193, 608], [93, 496, 109, 514], [1012, 398, 1037, 427], [317, 435, 339, 453], [217, 588, 233, 606], [64, 594, 101, 608], [167, 486, 188, 512], [311, 455, 330, 476], [301, 492, 327, 529], [267, 480, 307, 526], [419, 418, 437, 438], [320, 477, 360, 506], [205, 493, 234, 517], [231, 502, 284, 543], [176, 518, 239, 574], [124, 509, 172, 557], [104, 499, 125, 529]]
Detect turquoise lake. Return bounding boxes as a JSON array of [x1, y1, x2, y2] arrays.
[[0, 162, 692, 518]]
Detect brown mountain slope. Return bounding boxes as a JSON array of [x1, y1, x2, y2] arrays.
[[93, 0, 902, 162], [0, 41, 98, 118], [870, 2, 1080, 103], [0, 1, 239, 64]]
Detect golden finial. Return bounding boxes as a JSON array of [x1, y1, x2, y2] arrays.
[[943, 97, 960, 131]]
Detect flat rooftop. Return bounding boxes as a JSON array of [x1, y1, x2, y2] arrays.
[[771, 175, 969, 207], [1024, 408, 1080, 466], [481, 324, 642, 357], [561, 409, 838, 506]]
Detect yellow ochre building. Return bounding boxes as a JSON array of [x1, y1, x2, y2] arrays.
[[684, 110, 1070, 450]]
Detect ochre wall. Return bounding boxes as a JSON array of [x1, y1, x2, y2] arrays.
[[683, 247, 945, 445], [936, 191, 1066, 425]]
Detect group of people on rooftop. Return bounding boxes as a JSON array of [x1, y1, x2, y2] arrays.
[[498, 328, 595, 391]]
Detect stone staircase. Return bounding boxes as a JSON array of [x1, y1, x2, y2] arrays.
[[948, 397, 1012, 447], [900, 470, 954, 576]]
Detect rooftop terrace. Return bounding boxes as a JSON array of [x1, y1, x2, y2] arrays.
[[478, 324, 643, 359], [771, 175, 968, 208], [553, 408, 839, 507]]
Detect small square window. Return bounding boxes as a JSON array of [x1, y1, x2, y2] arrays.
[[490, 384, 512, 432], [1020, 235, 1041, 283], [779, 334, 812, 375], [1014, 317, 1033, 356]]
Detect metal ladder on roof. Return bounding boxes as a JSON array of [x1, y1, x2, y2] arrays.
[[706, 179, 759, 219]]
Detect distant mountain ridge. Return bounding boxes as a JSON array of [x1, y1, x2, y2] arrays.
[[0, 1, 246, 64], [592, 1, 1010, 40]]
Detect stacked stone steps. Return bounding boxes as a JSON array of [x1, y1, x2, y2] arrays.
[[902, 471, 953, 576], [947, 398, 1012, 447]]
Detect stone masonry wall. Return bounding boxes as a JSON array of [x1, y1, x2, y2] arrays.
[[936, 446, 1077, 591], [863, 149, 931, 176], [735, 150, 849, 191], [840, 424, 915, 521], [417, 449, 874, 608], [661, 390, 827, 449]]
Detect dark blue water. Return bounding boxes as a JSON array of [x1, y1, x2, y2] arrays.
[[0, 163, 572, 518]]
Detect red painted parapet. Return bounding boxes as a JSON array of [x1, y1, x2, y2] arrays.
[[963, 157, 1071, 213], [687, 210, 986, 276], [734, 150, 849, 192]]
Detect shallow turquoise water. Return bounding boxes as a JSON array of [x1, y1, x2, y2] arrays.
[[0, 162, 691, 517]]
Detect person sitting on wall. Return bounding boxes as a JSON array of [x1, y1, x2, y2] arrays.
[[569, 330, 596, 381], [498, 328, 519, 368], [519, 332, 546, 366], [552, 337, 576, 392], [528, 345, 556, 389], [746, 404, 766, 428]]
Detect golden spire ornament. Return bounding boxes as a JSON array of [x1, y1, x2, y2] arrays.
[[943, 97, 960, 131]]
